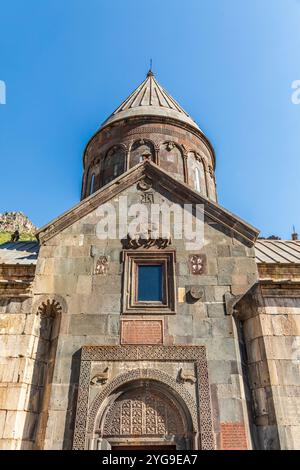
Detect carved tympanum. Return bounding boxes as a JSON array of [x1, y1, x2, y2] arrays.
[[102, 387, 184, 437]]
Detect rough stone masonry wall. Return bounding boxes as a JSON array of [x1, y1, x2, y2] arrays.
[[237, 279, 300, 450], [32, 183, 258, 449], [0, 294, 43, 450]]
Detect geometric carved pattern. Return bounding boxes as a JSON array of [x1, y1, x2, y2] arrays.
[[88, 368, 198, 434], [103, 388, 184, 437], [72, 346, 214, 450]]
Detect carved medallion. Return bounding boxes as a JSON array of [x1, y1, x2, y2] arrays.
[[190, 286, 204, 300]]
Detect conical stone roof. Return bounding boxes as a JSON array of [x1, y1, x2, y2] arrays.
[[101, 71, 200, 131]]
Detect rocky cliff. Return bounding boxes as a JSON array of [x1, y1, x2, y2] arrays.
[[0, 211, 37, 235]]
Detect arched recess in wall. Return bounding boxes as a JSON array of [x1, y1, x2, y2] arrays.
[[187, 152, 207, 196], [159, 142, 185, 182], [89, 371, 197, 450], [129, 139, 155, 168], [30, 296, 67, 450], [102, 145, 126, 186], [201, 154, 216, 202]]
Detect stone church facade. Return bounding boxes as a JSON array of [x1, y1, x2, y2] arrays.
[[1, 72, 300, 450]]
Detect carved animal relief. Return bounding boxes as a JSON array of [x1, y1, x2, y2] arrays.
[[90, 368, 109, 385]]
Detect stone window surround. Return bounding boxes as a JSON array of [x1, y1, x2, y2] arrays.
[[122, 249, 176, 315]]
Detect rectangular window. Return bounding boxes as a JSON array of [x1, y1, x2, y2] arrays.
[[122, 250, 176, 315], [137, 264, 163, 301]]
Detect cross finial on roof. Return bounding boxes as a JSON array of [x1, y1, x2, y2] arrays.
[[147, 58, 154, 77]]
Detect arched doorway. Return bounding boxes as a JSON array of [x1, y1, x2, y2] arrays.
[[94, 380, 194, 450]]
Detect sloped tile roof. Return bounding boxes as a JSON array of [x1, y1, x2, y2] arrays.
[[0, 241, 39, 265], [255, 240, 300, 263]]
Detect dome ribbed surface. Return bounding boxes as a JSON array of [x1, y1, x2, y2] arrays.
[[101, 71, 200, 131]]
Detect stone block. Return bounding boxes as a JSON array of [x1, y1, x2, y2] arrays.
[[231, 245, 247, 257], [217, 245, 231, 257], [2, 410, 26, 439], [0, 384, 28, 411], [218, 398, 245, 422], [76, 275, 92, 295], [193, 318, 212, 338], [207, 303, 226, 318], [68, 315, 108, 336], [211, 318, 234, 337], [0, 410, 6, 439], [207, 360, 233, 384], [0, 314, 26, 335], [0, 335, 35, 359], [243, 316, 263, 341], [49, 384, 75, 411], [6, 300, 23, 314], [168, 314, 193, 337]]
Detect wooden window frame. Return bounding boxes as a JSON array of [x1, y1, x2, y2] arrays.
[[122, 250, 176, 315]]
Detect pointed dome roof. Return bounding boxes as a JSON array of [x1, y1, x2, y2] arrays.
[[101, 71, 200, 131]]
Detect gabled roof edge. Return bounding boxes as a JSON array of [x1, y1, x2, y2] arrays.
[[37, 161, 260, 245]]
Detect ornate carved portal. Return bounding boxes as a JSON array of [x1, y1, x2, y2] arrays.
[[72, 346, 215, 450]]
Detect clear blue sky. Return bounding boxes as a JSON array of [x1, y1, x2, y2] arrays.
[[0, 0, 299, 238]]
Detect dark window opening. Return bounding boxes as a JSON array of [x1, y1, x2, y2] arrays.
[[137, 264, 163, 301]]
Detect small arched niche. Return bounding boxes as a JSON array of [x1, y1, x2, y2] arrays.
[[129, 139, 155, 168], [187, 152, 207, 196], [102, 145, 126, 186], [159, 142, 184, 182], [94, 379, 194, 450]]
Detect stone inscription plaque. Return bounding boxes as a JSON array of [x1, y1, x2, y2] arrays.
[[121, 320, 163, 345], [220, 422, 248, 450]]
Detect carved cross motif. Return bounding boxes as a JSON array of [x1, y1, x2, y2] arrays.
[[189, 254, 206, 275], [95, 256, 109, 275]]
